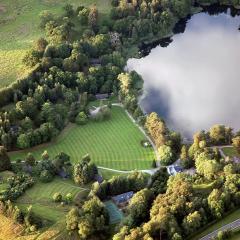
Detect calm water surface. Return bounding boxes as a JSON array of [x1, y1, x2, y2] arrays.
[[127, 9, 240, 137]]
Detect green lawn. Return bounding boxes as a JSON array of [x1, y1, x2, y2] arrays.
[[193, 181, 216, 196], [16, 177, 89, 222], [10, 106, 155, 170], [222, 147, 240, 157], [0, 0, 111, 87], [104, 200, 123, 224], [99, 169, 128, 180], [191, 208, 240, 240]]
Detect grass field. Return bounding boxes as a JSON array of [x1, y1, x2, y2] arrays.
[[0, 171, 15, 191], [16, 177, 89, 223], [191, 208, 240, 240], [222, 147, 240, 157], [0, 0, 111, 87], [229, 230, 240, 240], [10, 106, 155, 170]]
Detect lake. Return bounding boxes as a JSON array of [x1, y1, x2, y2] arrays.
[[127, 7, 240, 137]]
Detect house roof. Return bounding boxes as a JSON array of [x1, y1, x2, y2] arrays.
[[95, 174, 103, 183], [95, 93, 109, 100], [167, 165, 183, 175], [112, 191, 134, 204]]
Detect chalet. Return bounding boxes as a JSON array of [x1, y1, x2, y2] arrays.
[[95, 93, 109, 100], [10, 125, 19, 134], [58, 169, 70, 179], [112, 191, 134, 207], [167, 165, 183, 176], [90, 58, 101, 66]]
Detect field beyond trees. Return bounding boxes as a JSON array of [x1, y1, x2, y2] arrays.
[[10, 106, 155, 170], [0, 0, 111, 87]]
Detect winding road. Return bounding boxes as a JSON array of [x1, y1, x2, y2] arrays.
[[98, 166, 159, 176], [199, 218, 240, 240]]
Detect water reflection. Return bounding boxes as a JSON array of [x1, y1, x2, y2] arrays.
[[127, 9, 240, 137]]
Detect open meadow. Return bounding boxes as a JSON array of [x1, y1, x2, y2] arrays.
[[0, 0, 111, 87], [10, 106, 155, 170]]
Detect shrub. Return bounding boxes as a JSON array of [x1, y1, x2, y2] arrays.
[[39, 170, 54, 183], [75, 112, 88, 125], [65, 193, 73, 204], [53, 192, 62, 202]]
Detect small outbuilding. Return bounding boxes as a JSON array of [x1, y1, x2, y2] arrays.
[[95, 93, 109, 100], [90, 58, 102, 66], [94, 174, 103, 184], [58, 169, 70, 179]]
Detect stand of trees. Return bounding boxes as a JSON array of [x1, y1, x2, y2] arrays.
[[0, 201, 42, 233], [73, 154, 97, 185], [90, 171, 148, 200], [145, 112, 182, 165], [66, 197, 109, 239]]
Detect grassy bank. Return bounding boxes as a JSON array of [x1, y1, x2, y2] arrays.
[[16, 177, 89, 223], [222, 147, 240, 157]]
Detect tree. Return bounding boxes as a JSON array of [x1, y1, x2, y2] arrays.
[[75, 112, 88, 125], [17, 134, 31, 149], [35, 38, 48, 52], [16, 97, 38, 119], [208, 189, 225, 219], [23, 49, 41, 67], [21, 117, 33, 131], [209, 125, 232, 145], [73, 155, 97, 185], [180, 145, 193, 169], [53, 192, 62, 202], [158, 145, 175, 166], [41, 150, 49, 161], [65, 193, 73, 204], [25, 153, 36, 166], [78, 8, 90, 25], [182, 211, 202, 235], [39, 10, 54, 29], [144, 112, 168, 148], [63, 4, 74, 17], [232, 136, 240, 154], [52, 152, 71, 173], [78, 197, 109, 239], [127, 188, 154, 227], [0, 146, 11, 171], [66, 208, 79, 231], [150, 168, 169, 194], [88, 5, 98, 30], [40, 169, 54, 183], [195, 152, 220, 180]]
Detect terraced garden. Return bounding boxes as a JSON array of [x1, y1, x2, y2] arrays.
[[16, 177, 89, 223], [0, 0, 111, 87], [10, 106, 155, 170]]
